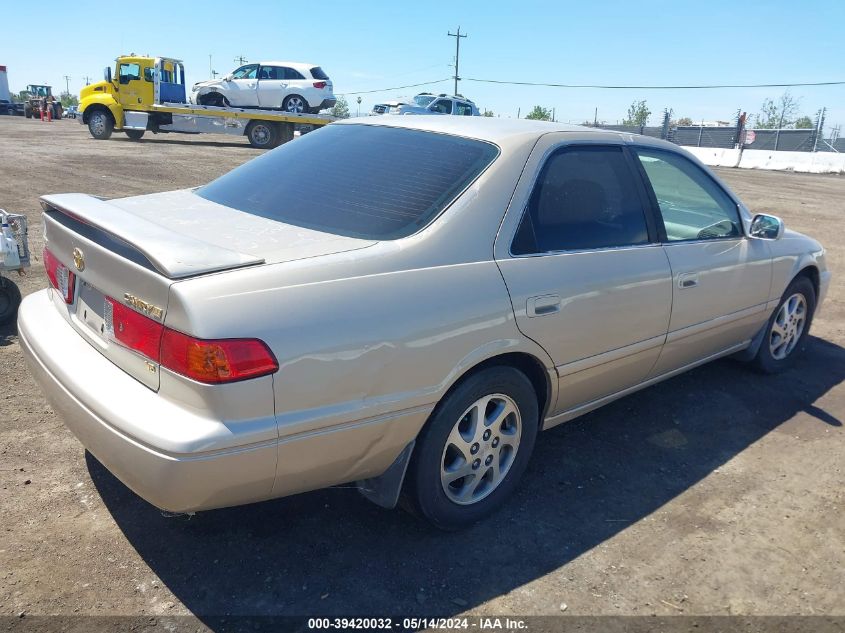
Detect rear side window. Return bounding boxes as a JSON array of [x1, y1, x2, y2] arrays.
[[197, 125, 499, 240], [455, 102, 474, 116], [310, 67, 329, 80], [283, 67, 306, 80], [512, 146, 650, 254]]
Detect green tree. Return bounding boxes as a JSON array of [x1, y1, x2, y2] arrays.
[[525, 105, 552, 121], [754, 91, 801, 129], [623, 100, 651, 126], [674, 116, 694, 126], [794, 115, 813, 129], [329, 95, 350, 119], [60, 92, 78, 108], [482, 109, 495, 117]]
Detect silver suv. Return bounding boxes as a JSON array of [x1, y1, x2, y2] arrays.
[[393, 93, 479, 116]]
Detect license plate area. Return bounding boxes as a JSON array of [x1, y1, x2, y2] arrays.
[[75, 280, 108, 341]]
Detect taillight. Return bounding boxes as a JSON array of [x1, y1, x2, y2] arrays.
[[103, 295, 278, 384], [313, 81, 327, 89], [105, 297, 164, 360], [43, 247, 75, 303], [160, 329, 279, 384]]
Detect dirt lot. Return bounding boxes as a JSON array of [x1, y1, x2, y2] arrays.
[[0, 117, 843, 627]]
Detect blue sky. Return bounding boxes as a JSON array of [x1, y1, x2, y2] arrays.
[[3, 0, 844, 133]]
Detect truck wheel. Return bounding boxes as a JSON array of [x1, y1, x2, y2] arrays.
[[125, 129, 145, 140], [24, 105, 32, 119], [245, 121, 279, 149], [0, 277, 22, 326], [88, 110, 114, 140], [282, 95, 307, 113]]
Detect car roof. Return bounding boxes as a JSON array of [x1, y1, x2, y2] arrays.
[[257, 61, 318, 69], [336, 116, 682, 152]]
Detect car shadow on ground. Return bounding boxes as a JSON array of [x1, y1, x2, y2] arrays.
[[105, 137, 257, 150], [88, 336, 844, 623]]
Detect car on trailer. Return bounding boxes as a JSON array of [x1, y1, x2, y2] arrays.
[[191, 61, 336, 114], [77, 55, 334, 149]]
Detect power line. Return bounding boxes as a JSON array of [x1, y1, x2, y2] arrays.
[[338, 78, 451, 96], [463, 77, 845, 89]]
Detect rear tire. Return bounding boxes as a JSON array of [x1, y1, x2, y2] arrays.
[[282, 94, 307, 114], [0, 277, 22, 326], [125, 129, 145, 140], [24, 105, 32, 119], [753, 276, 816, 374], [404, 366, 539, 530], [87, 110, 113, 140], [245, 120, 279, 149]]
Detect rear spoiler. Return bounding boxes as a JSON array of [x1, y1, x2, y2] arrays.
[[40, 193, 264, 279]]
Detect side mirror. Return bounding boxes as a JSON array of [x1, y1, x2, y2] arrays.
[[104, 66, 112, 83], [749, 214, 784, 240], [224, 74, 234, 82]]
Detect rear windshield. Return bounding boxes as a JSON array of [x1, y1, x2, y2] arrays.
[[310, 67, 329, 80], [196, 125, 499, 240]]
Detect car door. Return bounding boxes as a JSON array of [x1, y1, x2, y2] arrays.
[[631, 146, 773, 376], [257, 65, 286, 108], [428, 98, 453, 115], [224, 64, 259, 107], [495, 136, 673, 417]]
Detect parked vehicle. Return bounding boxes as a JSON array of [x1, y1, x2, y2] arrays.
[[0, 99, 14, 115], [78, 55, 333, 148], [191, 61, 336, 114], [23, 85, 62, 120], [392, 93, 479, 116], [371, 100, 407, 115], [19, 118, 830, 529], [63, 105, 78, 119]]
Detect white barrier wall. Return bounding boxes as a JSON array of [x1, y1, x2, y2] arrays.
[[681, 147, 742, 168], [681, 146, 845, 174]]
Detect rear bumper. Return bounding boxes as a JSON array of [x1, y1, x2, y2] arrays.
[[317, 97, 337, 110], [18, 289, 431, 512], [18, 289, 277, 513]]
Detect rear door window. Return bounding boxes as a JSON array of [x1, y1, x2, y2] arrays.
[[455, 102, 474, 116], [512, 145, 650, 254], [197, 125, 499, 240]]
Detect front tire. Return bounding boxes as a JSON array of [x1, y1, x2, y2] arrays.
[[404, 366, 539, 530], [87, 110, 114, 140], [753, 276, 816, 374], [0, 277, 22, 326]]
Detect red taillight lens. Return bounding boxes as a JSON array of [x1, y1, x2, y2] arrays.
[[313, 81, 327, 89], [105, 297, 164, 360], [160, 329, 279, 384], [43, 247, 75, 303], [103, 294, 278, 383]]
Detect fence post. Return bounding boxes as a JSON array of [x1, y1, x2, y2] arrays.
[[697, 124, 703, 147]]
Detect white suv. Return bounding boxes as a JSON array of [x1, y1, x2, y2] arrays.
[[191, 62, 336, 114]]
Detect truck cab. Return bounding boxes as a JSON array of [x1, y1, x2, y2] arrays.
[[79, 55, 186, 134]]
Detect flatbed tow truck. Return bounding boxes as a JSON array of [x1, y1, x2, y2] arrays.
[[78, 55, 335, 148]]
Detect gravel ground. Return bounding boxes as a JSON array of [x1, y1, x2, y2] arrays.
[[0, 117, 843, 627]]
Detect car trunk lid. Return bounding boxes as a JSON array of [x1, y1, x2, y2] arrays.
[[40, 192, 375, 390]]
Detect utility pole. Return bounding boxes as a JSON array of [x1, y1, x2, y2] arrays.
[[63, 75, 71, 95], [447, 26, 467, 96], [233, 55, 248, 66]]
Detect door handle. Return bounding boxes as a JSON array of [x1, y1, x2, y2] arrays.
[[678, 272, 699, 289], [527, 294, 561, 317]]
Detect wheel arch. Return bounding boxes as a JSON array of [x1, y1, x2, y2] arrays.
[[794, 264, 820, 300], [82, 103, 116, 126]]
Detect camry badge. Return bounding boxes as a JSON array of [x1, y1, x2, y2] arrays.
[[124, 293, 164, 320], [72, 248, 85, 272]]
